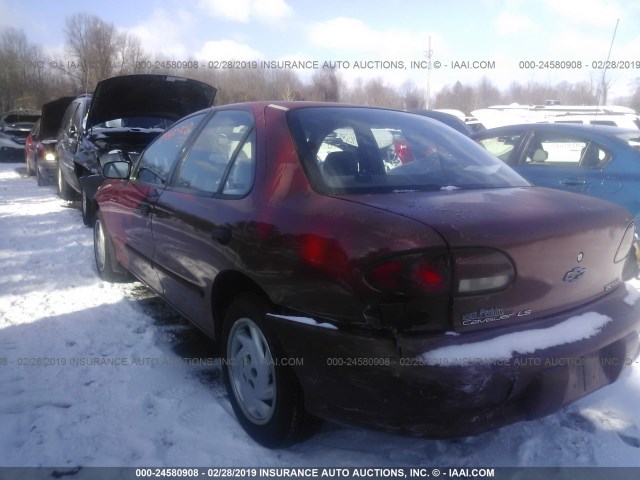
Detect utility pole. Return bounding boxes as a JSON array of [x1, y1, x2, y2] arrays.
[[425, 36, 433, 109]]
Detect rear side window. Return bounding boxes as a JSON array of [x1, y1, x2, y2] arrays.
[[590, 120, 617, 126], [133, 113, 206, 186], [288, 108, 529, 194], [524, 133, 611, 168], [174, 110, 255, 196]]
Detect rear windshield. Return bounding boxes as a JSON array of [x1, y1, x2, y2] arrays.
[[287, 107, 529, 194], [3, 114, 40, 124], [615, 132, 640, 151], [92, 116, 173, 130]]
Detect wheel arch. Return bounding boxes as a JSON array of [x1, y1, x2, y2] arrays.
[[210, 270, 272, 343]]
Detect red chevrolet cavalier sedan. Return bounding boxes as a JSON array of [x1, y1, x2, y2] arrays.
[[92, 102, 640, 447]]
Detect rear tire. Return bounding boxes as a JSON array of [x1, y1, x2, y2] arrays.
[[26, 156, 35, 176], [221, 293, 319, 447], [94, 211, 127, 282]]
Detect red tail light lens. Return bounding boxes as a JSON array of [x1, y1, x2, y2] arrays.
[[364, 251, 450, 295], [364, 248, 515, 297]]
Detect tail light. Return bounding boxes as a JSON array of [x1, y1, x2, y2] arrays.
[[364, 248, 515, 297], [614, 222, 635, 263], [364, 251, 450, 296], [453, 248, 515, 294]]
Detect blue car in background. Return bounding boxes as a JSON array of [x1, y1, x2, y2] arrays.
[[473, 123, 640, 223]]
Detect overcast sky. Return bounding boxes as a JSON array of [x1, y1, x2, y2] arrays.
[[2, 0, 640, 100]]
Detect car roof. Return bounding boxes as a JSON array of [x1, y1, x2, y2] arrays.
[[175, 101, 438, 121], [472, 122, 639, 138], [217, 101, 392, 111], [407, 109, 473, 136]]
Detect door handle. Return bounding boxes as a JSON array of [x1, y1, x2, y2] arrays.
[[138, 204, 152, 216], [560, 178, 586, 186], [212, 227, 232, 245]]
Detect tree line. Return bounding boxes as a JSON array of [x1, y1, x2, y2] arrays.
[[1, 13, 639, 114]]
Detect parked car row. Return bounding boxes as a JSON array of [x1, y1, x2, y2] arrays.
[[17, 88, 640, 447]]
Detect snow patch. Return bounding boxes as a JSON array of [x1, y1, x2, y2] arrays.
[[624, 283, 640, 306], [440, 185, 461, 191], [267, 313, 338, 330], [419, 312, 612, 365]]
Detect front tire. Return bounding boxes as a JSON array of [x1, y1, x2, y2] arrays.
[[57, 162, 77, 201], [221, 294, 318, 447], [94, 212, 127, 282], [81, 187, 96, 227]]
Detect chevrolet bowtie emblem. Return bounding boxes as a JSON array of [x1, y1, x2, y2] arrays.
[[563, 266, 587, 282]]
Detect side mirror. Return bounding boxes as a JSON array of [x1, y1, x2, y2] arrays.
[[101, 150, 132, 179], [103, 160, 131, 179]]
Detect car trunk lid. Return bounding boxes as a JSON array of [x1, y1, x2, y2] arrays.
[[40, 96, 75, 140], [337, 186, 633, 331]]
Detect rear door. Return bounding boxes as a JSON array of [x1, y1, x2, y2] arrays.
[[514, 131, 600, 194], [479, 129, 611, 195], [151, 109, 257, 332]]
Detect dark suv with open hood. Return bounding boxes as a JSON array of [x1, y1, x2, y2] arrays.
[[55, 74, 216, 225]]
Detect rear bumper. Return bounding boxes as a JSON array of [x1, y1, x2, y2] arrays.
[[0, 145, 24, 162], [38, 157, 58, 176], [267, 284, 640, 437]]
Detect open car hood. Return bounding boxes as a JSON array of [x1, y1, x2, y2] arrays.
[[1, 111, 41, 126], [40, 96, 75, 139], [86, 74, 216, 130]]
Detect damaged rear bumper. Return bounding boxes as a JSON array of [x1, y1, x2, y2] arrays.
[[266, 283, 640, 437]]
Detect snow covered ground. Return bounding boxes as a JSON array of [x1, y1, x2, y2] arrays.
[[1, 161, 640, 468]]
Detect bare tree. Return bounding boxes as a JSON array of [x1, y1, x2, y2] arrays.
[[400, 80, 424, 110], [307, 69, 342, 102], [63, 13, 149, 91], [627, 79, 640, 113], [434, 81, 475, 113], [115, 33, 148, 75], [0, 28, 37, 110]]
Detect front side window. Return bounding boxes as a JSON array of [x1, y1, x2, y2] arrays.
[[133, 113, 206, 186], [61, 103, 79, 133], [70, 102, 85, 131], [174, 110, 255, 196], [288, 107, 529, 194], [477, 133, 524, 164]]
